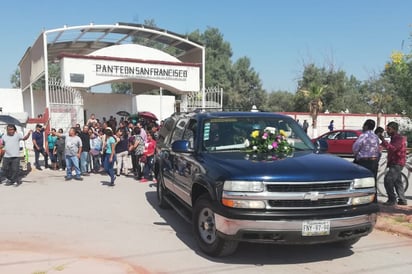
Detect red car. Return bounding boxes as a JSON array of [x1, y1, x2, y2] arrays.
[[312, 129, 362, 156]]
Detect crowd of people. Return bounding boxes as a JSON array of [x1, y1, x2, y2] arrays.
[[352, 119, 408, 206], [0, 113, 160, 187], [0, 115, 409, 205]]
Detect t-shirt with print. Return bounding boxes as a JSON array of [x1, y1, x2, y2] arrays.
[[134, 135, 145, 156], [64, 135, 82, 157]]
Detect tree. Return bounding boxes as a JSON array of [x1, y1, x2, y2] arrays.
[[227, 57, 266, 111], [111, 82, 132, 94], [189, 27, 233, 92], [10, 69, 20, 88], [382, 51, 412, 117], [295, 63, 369, 114], [363, 76, 395, 126], [9, 63, 61, 90], [297, 83, 326, 137], [264, 91, 295, 112], [190, 28, 269, 111], [112, 19, 168, 94]]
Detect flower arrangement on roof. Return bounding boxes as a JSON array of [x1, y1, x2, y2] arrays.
[[244, 126, 293, 157]]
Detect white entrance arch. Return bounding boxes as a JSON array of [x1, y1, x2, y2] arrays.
[[18, 23, 206, 122], [60, 44, 200, 93]]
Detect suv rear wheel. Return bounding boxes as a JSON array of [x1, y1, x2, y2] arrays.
[[193, 194, 238, 257]]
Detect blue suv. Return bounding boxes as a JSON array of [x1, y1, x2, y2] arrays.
[[155, 111, 379, 257]]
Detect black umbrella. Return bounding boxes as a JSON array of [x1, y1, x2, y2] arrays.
[[116, 110, 130, 117]]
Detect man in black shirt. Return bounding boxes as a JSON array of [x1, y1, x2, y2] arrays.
[[79, 125, 91, 175]]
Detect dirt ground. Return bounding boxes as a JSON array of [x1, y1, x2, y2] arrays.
[[375, 203, 412, 238]]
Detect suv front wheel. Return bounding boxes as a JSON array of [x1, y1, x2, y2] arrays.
[[193, 194, 238, 257], [156, 172, 171, 209]]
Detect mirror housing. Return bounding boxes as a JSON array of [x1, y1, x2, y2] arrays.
[[172, 140, 193, 153]]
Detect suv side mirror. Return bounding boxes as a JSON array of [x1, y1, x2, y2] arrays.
[[172, 140, 193, 153], [314, 139, 328, 154]]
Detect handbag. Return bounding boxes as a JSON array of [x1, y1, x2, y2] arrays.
[[90, 149, 100, 156], [140, 154, 147, 163]]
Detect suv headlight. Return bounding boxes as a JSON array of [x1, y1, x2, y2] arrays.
[[353, 177, 375, 188], [223, 180, 264, 192]]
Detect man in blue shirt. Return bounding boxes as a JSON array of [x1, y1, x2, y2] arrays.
[[32, 123, 48, 170]]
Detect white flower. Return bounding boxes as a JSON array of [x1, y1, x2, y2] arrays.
[[264, 126, 277, 134], [268, 144, 273, 150], [252, 145, 258, 151], [244, 139, 250, 147]]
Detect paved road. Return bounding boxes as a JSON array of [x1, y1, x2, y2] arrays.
[[1, 168, 412, 274]]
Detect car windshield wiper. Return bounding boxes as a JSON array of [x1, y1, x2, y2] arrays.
[[214, 143, 247, 151]]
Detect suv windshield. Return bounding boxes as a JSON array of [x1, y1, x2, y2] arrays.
[[202, 117, 314, 152]]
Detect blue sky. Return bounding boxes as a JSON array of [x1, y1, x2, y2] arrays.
[[1, 0, 411, 92]]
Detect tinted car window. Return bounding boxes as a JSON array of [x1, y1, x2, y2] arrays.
[[158, 117, 176, 145], [202, 117, 313, 152], [170, 119, 187, 144], [346, 131, 358, 139]]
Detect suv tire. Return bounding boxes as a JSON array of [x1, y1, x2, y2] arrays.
[[156, 172, 171, 209], [193, 194, 238, 257]]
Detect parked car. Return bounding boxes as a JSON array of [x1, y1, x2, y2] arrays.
[[155, 112, 378, 257], [312, 129, 362, 156]]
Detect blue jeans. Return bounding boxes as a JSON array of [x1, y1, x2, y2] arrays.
[[91, 154, 101, 172], [104, 153, 116, 182], [143, 155, 154, 180], [48, 148, 56, 163], [65, 155, 81, 178], [80, 151, 90, 174]]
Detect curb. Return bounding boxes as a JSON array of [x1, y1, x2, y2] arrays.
[[375, 204, 412, 238]]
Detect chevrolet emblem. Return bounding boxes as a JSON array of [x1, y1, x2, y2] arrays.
[[304, 192, 325, 201]]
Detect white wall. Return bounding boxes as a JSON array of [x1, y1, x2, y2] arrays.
[[0, 88, 24, 112], [135, 94, 175, 122], [81, 92, 175, 123], [286, 112, 412, 138], [82, 92, 134, 122]]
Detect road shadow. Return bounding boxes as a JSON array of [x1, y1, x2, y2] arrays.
[[145, 190, 354, 264], [100, 181, 115, 187]]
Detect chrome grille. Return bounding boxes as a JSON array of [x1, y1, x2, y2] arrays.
[[266, 181, 351, 192], [268, 198, 349, 208]]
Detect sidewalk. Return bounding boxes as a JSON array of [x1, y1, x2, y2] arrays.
[[375, 203, 412, 238]]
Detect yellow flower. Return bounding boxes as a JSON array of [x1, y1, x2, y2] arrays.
[[390, 51, 404, 65], [279, 129, 287, 137], [251, 130, 260, 139]]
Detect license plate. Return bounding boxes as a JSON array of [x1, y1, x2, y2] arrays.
[[302, 220, 330, 236]]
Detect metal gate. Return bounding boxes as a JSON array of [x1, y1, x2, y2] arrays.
[[48, 78, 84, 131], [185, 86, 223, 112]]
